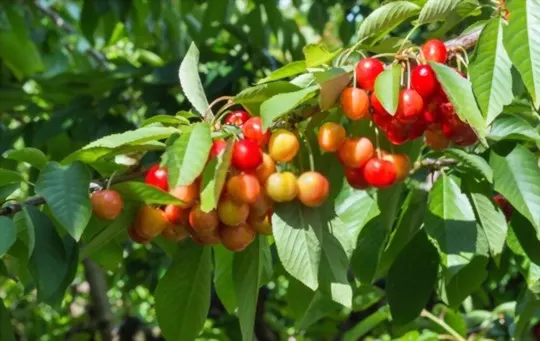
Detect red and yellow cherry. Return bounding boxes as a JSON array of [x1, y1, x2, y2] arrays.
[[255, 153, 277, 184], [424, 129, 450, 151], [128, 225, 151, 244], [411, 65, 438, 98], [209, 139, 227, 159], [422, 39, 448, 63], [219, 223, 256, 252], [91, 190, 124, 220], [340, 87, 370, 120], [363, 158, 397, 188], [224, 110, 250, 127], [190, 226, 221, 245], [161, 224, 189, 242], [249, 193, 272, 219], [163, 204, 189, 225], [269, 129, 299, 162], [318, 122, 346, 152], [493, 194, 513, 221], [133, 205, 172, 239], [232, 139, 263, 171], [170, 182, 199, 207], [188, 204, 219, 236], [338, 137, 374, 168], [355, 57, 385, 91], [370, 92, 386, 114], [397, 89, 424, 123], [145, 164, 169, 191], [383, 154, 411, 182], [296, 171, 330, 207], [243, 117, 270, 146], [248, 215, 272, 236], [218, 197, 250, 226], [265, 172, 298, 202], [345, 167, 369, 190], [226, 173, 261, 204]]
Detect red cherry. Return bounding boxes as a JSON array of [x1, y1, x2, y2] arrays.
[[224, 110, 250, 127], [232, 139, 263, 172], [411, 65, 438, 98], [422, 39, 448, 63], [145, 164, 169, 191], [493, 194, 513, 221], [453, 124, 478, 147], [409, 118, 427, 140], [242, 117, 270, 146], [363, 158, 397, 188], [423, 109, 441, 126], [385, 121, 410, 145], [345, 167, 369, 190], [373, 110, 392, 130], [397, 89, 424, 124], [209, 139, 227, 159], [355, 58, 385, 91]]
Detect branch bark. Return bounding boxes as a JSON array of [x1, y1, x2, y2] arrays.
[[83, 258, 114, 341]]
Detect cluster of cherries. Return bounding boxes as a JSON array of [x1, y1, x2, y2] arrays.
[[339, 39, 478, 151]]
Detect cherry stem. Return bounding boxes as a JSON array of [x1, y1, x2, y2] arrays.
[[374, 128, 383, 158], [372, 53, 397, 59], [406, 60, 412, 89], [353, 67, 358, 88], [339, 37, 368, 66], [300, 131, 316, 172], [399, 25, 420, 52], [212, 101, 236, 126], [106, 171, 117, 190], [421, 310, 466, 341], [203, 96, 234, 121]]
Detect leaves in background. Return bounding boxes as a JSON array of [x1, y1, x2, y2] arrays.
[[357, 1, 420, 43], [179, 43, 212, 117], [0, 298, 15, 341], [3, 148, 48, 170], [213, 245, 237, 313], [260, 86, 318, 129], [258, 61, 307, 84], [488, 115, 540, 142], [0, 217, 16, 258], [418, 0, 462, 24], [303, 44, 342, 68], [234, 81, 301, 116]]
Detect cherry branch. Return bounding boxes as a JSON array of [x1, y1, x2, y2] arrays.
[[411, 158, 458, 174]]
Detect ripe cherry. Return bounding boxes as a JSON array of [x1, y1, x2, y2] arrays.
[[318, 122, 346, 152], [219, 223, 256, 252], [209, 139, 227, 159], [265, 172, 298, 202], [161, 224, 189, 242], [296, 171, 330, 207], [91, 190, 124, 220], [493, 194, 512, 221], [409, 117, 427, 140], [170, 182, 199, 208], [383, 154, 411, 182], [370, 92, 386, 114], [232, 139, 263, 171], [340, 87, 370, 120], [453, 125, 478, 147], [411, 65, 438, 98], [355, 57, 385, 91], [145, 164, 169, 192], [218, 197, 250, 226], [423, 109, 441, 126], [163, 204, 189, 225], [255, 153, 277, 184], [397, 89, 424, 123], [190, 226, 221, 245], [249, 193, 272, 219], [128, 226, 151, 244], [345, 167, 369, 190], [363, 158, 397, 188], [226, 173, 261, 204], [385, 121, 410, 145], [248, 215, 272, 236], [422, 39, 448, 63], [134, 205, 172, 239], [269, 129, 300, 162], [224, 110, 250, 127], [373, 111, 392, 130], [338, 137, 374, 168], [188, 204, 219, 236], [243, 117, 270, 146], [424, 129, 450, 151]]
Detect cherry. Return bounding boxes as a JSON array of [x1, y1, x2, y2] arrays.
[[145, 164, 169, 192], [249, 193, 272, 219], [248, 215, 272, 236], [255, 153, 277, 184], [232, 139, 263, 171], [170, 182, 199, 208], [296, 171, 330, 207], [355, 57, 385, 91], [209, 139, 227, 159], [188, 204, 219, 236], [265, 172, 298, 202], [318, 122, 346, 152], [338, 137, 374, 168], [224, 110, 250, 127], [128, 226, 151, 244], [383, 154, 410, 182], [397, 89, 424, 123], [340, 87, 370, 120], [411, 65, 438, 98], [453, 125, 478, 146], [385, 121, 410, 145], [423, 109, 441, 126], [190, 225, 221, 245], [424, 129, 450, 151], [345, 166, 369, 190], [91, 190, 124, 220], [226, 173, 261, 204], [219, 223, 256, 252], [422, 39, 448, 63], [409, 117, 427, 140], [161, 224, 189, 242], [370, 92, 386, 114], [372, 111, 392, 130], [218, 197, 250, 226], [494, 194, 513, 221], [134, 205, 172, 239], [269, 129, 299, 162], [163, 204, 189, 225], [363, 158, 397, 188], [243, 117, 270, 146]]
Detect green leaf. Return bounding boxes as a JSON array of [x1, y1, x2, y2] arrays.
[[155, 242, 211, 341], [490, 145, 540, 231], [111, 182, 183, 205], [234, 81, 301, 116], [303, 44, 342, 68], [510, 211, 540, 264], [258, 61, 307, 84], [0, 299, 15, 341], [314, 68, 352, 111], [387, 230, 439, 325], [0, 169, 22, 187], [179, 43, 211, 117], [13, 209, 35, 259], [430, 62, 487, 145], [343, 305, 390, 341], [260, 86, 318, 130], [272, 202, 323, 291], [200, 138, 234, 212], [418, 0, 462, 24], [357, 1, 420, 43], [0, 217, 16, 258], [35, 162, 92, 241], [444, 149, 493, 183], [514, 289, 540, 339], [213, 245, 237, 313], [444, 256, 488, 307], [374, 64, 401, 115], [503, 0, 540, 109], [469, 18, 513, 124], [233, 236, 268, 341], [488, 115, 540, 142], [3, 147, 48, 170], [164, 123, 212, 188], [141, 115, 190, 127]]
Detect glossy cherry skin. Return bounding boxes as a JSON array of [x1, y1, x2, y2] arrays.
[[411, 65, 438, 98], [161, 224, 189, 242], [91, 190, 124, 220], [145, 164, 169, 192], [345, 167, 370, 190], [424, 129, 450, 151], [133, 206, 172, 239], [219, 223, 256, 252], [385, 120, 410, 145], [128, 226, 151, 244], [243, 117, 270, 146], [269, 129, 300, 163], [226, 173, 261, 204], [217, 197, 250, 226], [255, 153, 277, 184], [340, 87, 370, 120], [493, 194, 513, 221], [397, 89, 424, 123], [382, 154, 411, 182], [370, 92, 386, 114], [422, 39, 448, 63], [163, 205, 189, 225], [318, 122, 346, 152], [355, 57, 385, 91], [296, 171, 330, 207], [170, 182, 199, 208], [363, 158, 397, 188], [188, 204, 219, 236], [337, 137, 374, 169], [232, 139, 263, 172], [224, 110, 250, 127], [209, 139, 227, 159], [265, 172, 298, 202]]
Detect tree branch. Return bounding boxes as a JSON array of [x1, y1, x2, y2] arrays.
[[83, 259, 114, 341], [445, 26, 483, 51], [410, 158, 458, 174]]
